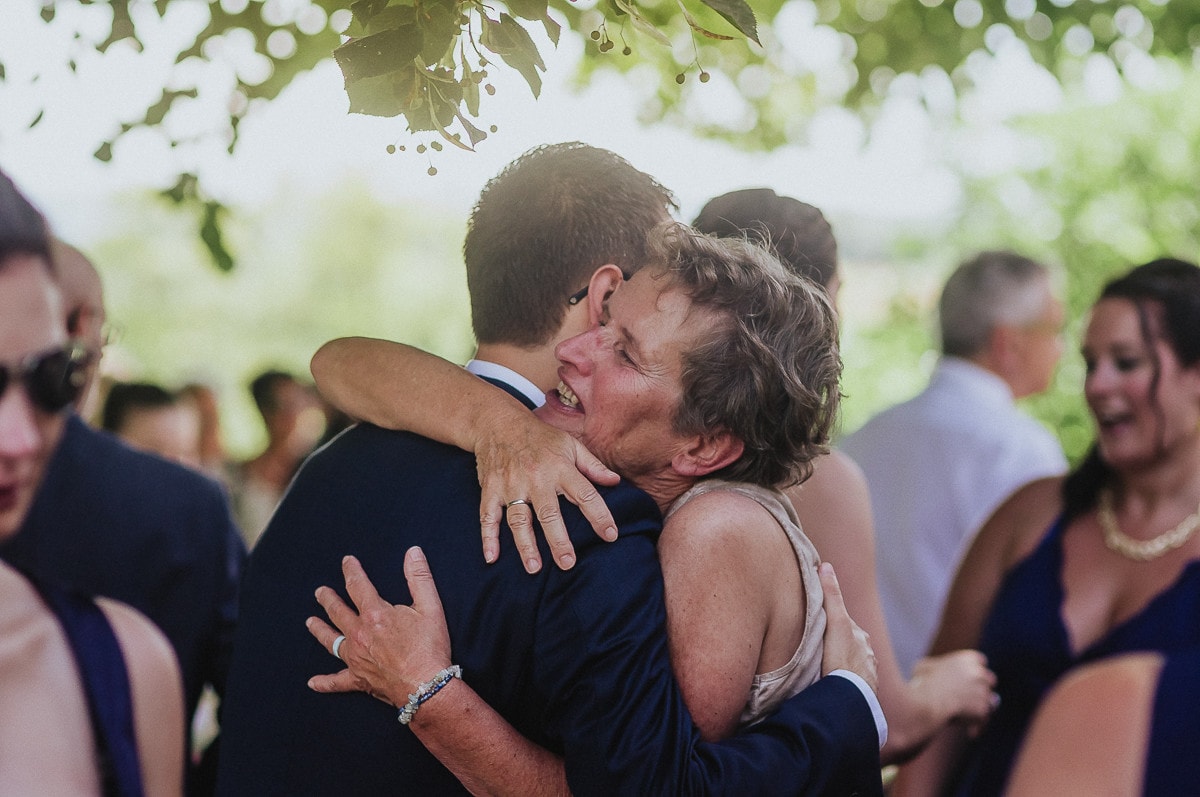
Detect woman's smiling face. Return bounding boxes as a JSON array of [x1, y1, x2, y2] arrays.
[[536, 268, 719, 484], [1083, 297, 1200, 471]]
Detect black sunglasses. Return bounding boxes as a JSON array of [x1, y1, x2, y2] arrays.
[[0, 344, 92, 413]]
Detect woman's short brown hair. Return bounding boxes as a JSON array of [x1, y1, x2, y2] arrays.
[[650, 222, 842, 488]]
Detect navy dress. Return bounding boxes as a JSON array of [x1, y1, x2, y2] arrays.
[[26, 571, 144, 797], [951, 516, 1200, 796], [1145, 647, 1200, 794]]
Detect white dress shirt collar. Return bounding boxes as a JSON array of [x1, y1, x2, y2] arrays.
[[465, 359, 546, 408]]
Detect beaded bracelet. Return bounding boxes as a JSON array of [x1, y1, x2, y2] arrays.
[[397, 665, 462, 726]]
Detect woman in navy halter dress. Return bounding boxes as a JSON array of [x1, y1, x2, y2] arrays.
[[893, 258, 1200, 796], [1003, 647, 1200, 795]]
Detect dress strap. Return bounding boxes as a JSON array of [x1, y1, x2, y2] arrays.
[[31, 577, 145, 797]]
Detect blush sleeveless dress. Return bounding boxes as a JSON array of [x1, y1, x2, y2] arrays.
[[950, 515, 1200, 796], [665, 479, 826, 727]]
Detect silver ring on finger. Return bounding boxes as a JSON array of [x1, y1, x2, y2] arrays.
[[332, 635, 346, 661], [505, 499, 529, 509]]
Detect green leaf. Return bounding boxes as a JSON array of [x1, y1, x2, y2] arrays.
[[462, 70, 480, 116], [676, 0, 735, 41], [361, 4, 418, 36], [541, 15, 561, 47], [612, 0, 671, 47], [28, 109, 43, 129], [200, 201, 235, 272], [418, 4, 461, 65], [334, 27, 424, 81], [505, 0, 549, 24], [480, 14, 545, 98], [350, 0, 390, 26], [344, 67, 420, 116], [94, 141, 113, 162], [428, 105, 474, 151], [697, 0, 758, 44], [454, 110, 489, 148]]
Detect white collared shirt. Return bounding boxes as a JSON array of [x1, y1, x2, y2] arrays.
[[840, 357, 1067, 676], [465, 359, 545, 408]]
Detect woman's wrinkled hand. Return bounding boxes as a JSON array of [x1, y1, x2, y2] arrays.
[[476, 414, 620, 574], [306, 549, 452, 707]]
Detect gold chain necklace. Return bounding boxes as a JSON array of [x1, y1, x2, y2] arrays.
[[1097, 489, 1200, 562]]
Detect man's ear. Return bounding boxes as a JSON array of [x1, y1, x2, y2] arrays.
[[979, 323, 1018, 376], [585, 264, 625, 327], [670, 430, 744, 478]]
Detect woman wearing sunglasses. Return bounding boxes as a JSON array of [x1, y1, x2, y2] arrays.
[[0, 170, 185, 797]]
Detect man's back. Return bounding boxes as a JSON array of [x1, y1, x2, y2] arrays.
[[218, 422, 674, 794], [840, 358, 1066, 675]]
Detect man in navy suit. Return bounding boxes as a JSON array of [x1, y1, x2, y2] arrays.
[[217, 143, 884, 795], [1, 242, 245, 794]]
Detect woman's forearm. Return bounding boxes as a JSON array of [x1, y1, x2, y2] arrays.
[[310, 337, 529, 453], [410, 682, 569, 797]]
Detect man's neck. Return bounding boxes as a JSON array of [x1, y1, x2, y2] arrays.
[[952, 353, 1020, 398], [473, 342, 560, 393]]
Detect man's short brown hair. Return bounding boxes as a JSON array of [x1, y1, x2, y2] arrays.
[[464, 142, 676, 347]]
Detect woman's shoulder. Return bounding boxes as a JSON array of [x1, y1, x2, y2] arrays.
[[976, 475, 1066, 569], [97, 599, 180, 679], [660, 483, 795, 581]]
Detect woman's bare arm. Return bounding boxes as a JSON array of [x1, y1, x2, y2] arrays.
[[307, 551, 569, 797], [656, 494, 784, 740], [311, 337, 618, 571], [101, 599, 185, 797], [785, 452, 996, 765]]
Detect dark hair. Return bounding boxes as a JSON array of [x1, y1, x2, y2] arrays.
[[102, 382, 180, 433], [0, 169, 52, 266], [1062, 258, 1200, 519], [250, 370, 299, 416], [692, 188, 838, 289], [464, 142, 677, 347], [651, 222, 842, 488]]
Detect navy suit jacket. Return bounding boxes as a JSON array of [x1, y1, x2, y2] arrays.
[[217, 392, 882, 795], [1, 415, 245, 731]]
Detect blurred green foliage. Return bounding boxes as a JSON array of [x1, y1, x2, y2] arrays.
[[92, 179, 473, 455]]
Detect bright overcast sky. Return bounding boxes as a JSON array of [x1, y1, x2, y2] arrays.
[[0, 0, 1065, 246]]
